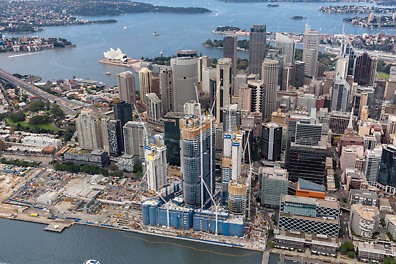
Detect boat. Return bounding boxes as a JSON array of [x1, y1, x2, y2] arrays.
[[153, 31, 159, 37], [83, 260, 100, 264], [291, 16, 307, 20], [123, 26, 127, 30], [267, 4, 279, 7], [105, 72, 111, 75]]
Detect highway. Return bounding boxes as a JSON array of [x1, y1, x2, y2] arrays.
[[0, 68, 81, 115]]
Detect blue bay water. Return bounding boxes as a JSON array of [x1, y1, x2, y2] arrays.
[[0, 1, 392, 85]]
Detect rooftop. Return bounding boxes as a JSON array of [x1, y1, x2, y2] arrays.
[[351, 204, 379, 221], [298, 178, 325, 192], [350, 189, 378, 200]]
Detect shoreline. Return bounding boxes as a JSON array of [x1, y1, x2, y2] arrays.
[[98, 57, 142, 73], [0, 211, 264, 253]]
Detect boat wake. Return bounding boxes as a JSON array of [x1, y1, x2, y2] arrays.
[[7, 50, 51, 58]]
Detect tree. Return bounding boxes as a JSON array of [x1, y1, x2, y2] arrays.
[[268, 241, 276, 248], [50, 103, 64, 118], [27, 101, 46, 112], [8, 111, 25, 122], [29, 114, 52, 125], [339, 241, 354, 254], [346, 251, 355, 259]]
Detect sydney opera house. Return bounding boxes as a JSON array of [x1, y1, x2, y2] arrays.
[[103, 48, 128, 62]]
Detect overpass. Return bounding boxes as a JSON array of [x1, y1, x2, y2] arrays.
[[0, 68, 81, 115]]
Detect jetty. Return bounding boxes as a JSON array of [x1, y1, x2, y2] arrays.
[[44, 219, 74, 233]]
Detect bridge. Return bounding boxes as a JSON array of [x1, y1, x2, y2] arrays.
[[0, 68, 81, 115]]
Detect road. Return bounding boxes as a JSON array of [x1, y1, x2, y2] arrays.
[[0, 68, 80, 115]]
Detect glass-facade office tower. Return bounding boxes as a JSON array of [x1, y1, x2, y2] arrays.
[[249, 24, 266, 76], [180, 113, 216, 208], [113, 101, 132, 127], [378, 144, 396, 188]]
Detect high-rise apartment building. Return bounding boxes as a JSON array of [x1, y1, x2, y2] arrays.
[[262, 59, 279, 122], [222, 104, 241, 133], [238, 84, 252, 113], [139, 67, 153, 105], [302, 25, 319, 78], [159, 67, 173, 114], [249, 24, 267, 76], [146, 93, 162, 124], [262, 122, 282, 161], [117, 71, 136, 106], [145, 142, 168, 192], [123, 121, 146, 158], [171, 50, 198, 112], [275, 33, 295, 65], [248, 80, 264, 114], [106, 119, 123, 157], [76, 109, 102, 150], [260, 167, 288, 208]]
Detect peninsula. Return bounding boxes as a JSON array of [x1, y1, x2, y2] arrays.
[[0, 0, 211, 33]]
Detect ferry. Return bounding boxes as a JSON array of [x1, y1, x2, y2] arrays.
[[84, 260, 100, 264]]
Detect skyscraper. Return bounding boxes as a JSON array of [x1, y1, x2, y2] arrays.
[[106, 119, 123, 156], [354, 52, 377, 86], [76, 109, 102, 150], [139, 67, 153, 104], [123, 121, 146, 158], [159, 67, 173, 114], [293, 61, 305, 88], [216, 58, 233, 123], [171, 50, 198, 112], [275, 33, 295, 65], [146, 93, 162, 124], [262, 59, 279, 122], [260, 167, 288, 208], [117, 71, 136, 106], [222, 104, 241, 133], [238, 84, 252, 113], [180, 103, 216, 208], [145, 142, 168, 192], [378, 144, 396, 188], [249, 24, 267, 76], [163, 112, 183, 166], [248, 80, 264, 114], [262, 122, 282, 161], [331, 77, 350, 112], [113, 101, 132, 127], [364, 147, 382, 182], [223, 35, 237, 78], [302, 25, 319, 78]]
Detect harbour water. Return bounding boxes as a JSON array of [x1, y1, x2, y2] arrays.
[[0, 0, 392, 85], [0, 218, 264, 264]]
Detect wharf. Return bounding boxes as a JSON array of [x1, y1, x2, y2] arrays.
[[98, 58, 142, 73], [44, 220, 74, 233]]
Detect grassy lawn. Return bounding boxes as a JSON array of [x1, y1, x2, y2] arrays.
[[377, 72, 390, 80], [6, 118, 58, 132]]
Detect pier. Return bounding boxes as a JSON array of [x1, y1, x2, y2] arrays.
[[44, 220, 74, 233]]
